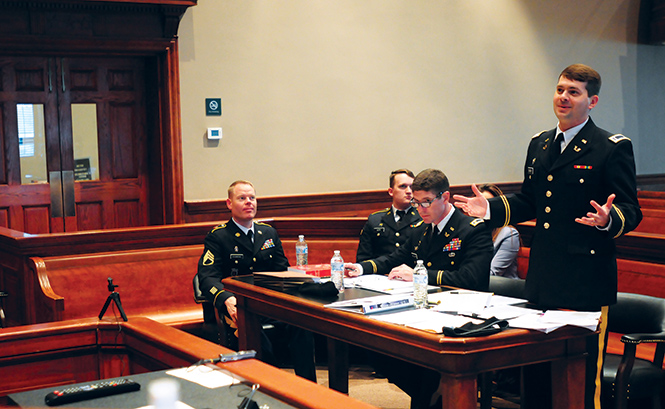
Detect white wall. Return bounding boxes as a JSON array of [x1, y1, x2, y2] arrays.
[[178, 0, 665, 200]]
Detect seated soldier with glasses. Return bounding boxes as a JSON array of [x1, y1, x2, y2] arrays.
[[345, 168, 494, 409], [346, 168, 493, 292]]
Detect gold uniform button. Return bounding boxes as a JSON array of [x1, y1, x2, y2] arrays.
[[427, 262, 432, 267], [545, 206, 551, 213], [544, 222, 550, 229], [395, 243, 400, 247], [579, 178, 585, 184], [547, 175, 553, 181], [451, 261, 455, 266], [546, 191, 552, 197], [590, 250, 595, 255], [253, 257, 256, 262], [395, 232, 400, 237]]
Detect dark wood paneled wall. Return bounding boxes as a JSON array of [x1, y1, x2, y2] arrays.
[[184, 182, 526, 223], [184, 175, 664, 223]]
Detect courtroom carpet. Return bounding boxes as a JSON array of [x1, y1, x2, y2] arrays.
[[282, 366, 520, 409]]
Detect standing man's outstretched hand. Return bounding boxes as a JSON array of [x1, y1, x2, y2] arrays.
[[453, 184, 488, 218]]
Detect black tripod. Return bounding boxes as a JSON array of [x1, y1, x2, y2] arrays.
[[98, 277, 128, 321]]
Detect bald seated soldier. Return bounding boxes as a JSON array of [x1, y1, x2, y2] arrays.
[[196, 180, 316, 382]]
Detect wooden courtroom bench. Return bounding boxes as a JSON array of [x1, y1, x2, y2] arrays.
[[27, 239, 361, 329], [634, 191, 665, 235], [28, 245, 205, 328]]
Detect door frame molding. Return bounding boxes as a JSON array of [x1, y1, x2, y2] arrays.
[[0, 0, 196, 225]]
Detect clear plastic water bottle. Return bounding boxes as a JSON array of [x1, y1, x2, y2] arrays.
[[296, 235, 308, 266], [330, 250, 345, 293], [413, 260, 428, 308]]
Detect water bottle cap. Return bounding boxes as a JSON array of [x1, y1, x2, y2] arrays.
[[334, 250, 340, 255], [298, 235, 304, 240]]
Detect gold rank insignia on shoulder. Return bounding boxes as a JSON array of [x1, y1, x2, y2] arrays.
[[412, 220, 424, 227], [532, 130, 547, 139], [211, 223, 226, 233], [202, 250, 214, 265], [470, 218, 484, 227], [609, 134, 630, 143]]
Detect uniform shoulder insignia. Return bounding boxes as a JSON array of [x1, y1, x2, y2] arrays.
[[469, 218, 484, 227], [202, 249, 215, 265], [255, 221, 273, 227], [210, 223, 226, 233], [412, 220, 424, 227], [532, 130, 547, 139], [371, 208, 390, 215], [609, 134, 630, 143]]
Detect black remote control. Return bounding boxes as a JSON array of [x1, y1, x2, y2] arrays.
[[44, 379, 140, 406]]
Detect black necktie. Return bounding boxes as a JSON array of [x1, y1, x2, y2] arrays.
[[247, 230, 253, 243], [548, 133, 564, 164], [396, 210, 406, 227]]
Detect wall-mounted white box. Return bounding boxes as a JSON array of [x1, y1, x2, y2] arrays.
[[207, 127, 222, 140]]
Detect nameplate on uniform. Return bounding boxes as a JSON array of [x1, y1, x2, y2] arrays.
[[230, 254, 244, 260]]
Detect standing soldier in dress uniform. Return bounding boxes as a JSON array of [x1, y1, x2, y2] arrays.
[[196, 180, 316, 383], [356, 169, 426, 262], [454, 64, 642, 409]]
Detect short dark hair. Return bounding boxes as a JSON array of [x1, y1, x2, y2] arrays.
[[412, 169, 449, 194], [559, 64, 601, 97], [227, 180, 254, 199], [477, 183, 504, 198], [389, 168, 415, 188]]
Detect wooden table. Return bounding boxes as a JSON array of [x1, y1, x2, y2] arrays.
[[224, 276, 594, 409], [0, 316, 377, 409]]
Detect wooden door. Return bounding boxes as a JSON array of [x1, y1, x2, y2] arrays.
[[0, 56, 149, 233]]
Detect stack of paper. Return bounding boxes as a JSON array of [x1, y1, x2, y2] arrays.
[[429, 290, 493, 316], [370, 308, 479, 332], [505, 310, 601, 333], [345, 274, 436, 294]]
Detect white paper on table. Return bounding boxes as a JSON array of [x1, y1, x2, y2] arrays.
[[369, 308, 480, 333], [137, 402, 195, 409], [345, 274, 415, 294], [488, 294, 528, 307], [540, 310, 601, 331], [165, 366, 240, 389], [344, 274, 438, 295], [478, 304, 540, 320], [429, 290, 493, 315], [507, 313, 565, 334]]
